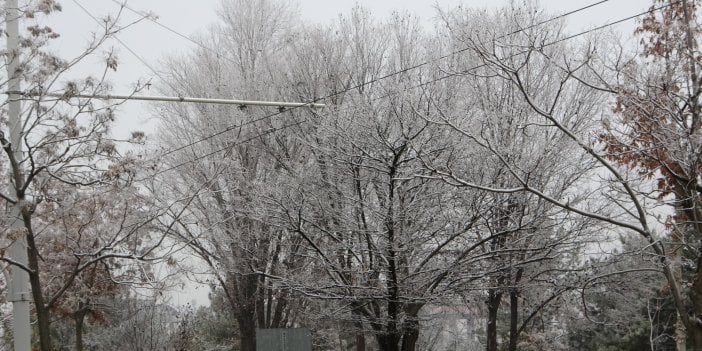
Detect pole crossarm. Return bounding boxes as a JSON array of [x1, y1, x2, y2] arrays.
[[7, 91, 326, 109]]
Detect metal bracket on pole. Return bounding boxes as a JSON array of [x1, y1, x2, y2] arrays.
[[8, 291, 31, 303]]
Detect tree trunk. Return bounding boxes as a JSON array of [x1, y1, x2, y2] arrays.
[[486, 288, 503, 351], [31, 274, 52, 351], [674, 243, 687, 351], [377, 334, 400, 351], [229, 274, 259, 351], [355, 320, 366, 351], [74, 306, 88, 351], [379, 166, 401, 351], [676, 182, 702, 350], [400, 304, 423, 351], [356, 333, 367, 351], [227, 234, 261, 351], [689, 267, 702, 351], [400, 319, 420, 351], [25, 220, 52, 351], [690, 328, 702, 351], [674, 1, 702, 348], [676, 312, 687, 351], [508, 290, 519, 351], [237, 314, 257, 351]]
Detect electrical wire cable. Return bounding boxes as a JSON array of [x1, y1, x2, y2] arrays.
[[71, 0, 182, 94], [365, 0, 669, 103], [144, 0, 618, 160], [108, 0, 611, 81], [135, 120, 306, 181], [137, 1, 676, 182], [108, 0, 225, 61]]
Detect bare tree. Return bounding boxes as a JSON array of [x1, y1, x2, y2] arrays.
[[423, 3, 615, 350], [152, 1, 313, 350], [429, 0, 702, 349], [0, 2, 175, 349]]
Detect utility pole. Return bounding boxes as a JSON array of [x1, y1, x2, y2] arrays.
[[6, 0, 32, 349]]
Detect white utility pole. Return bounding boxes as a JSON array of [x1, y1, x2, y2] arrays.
[[6, 0, 31, 349]]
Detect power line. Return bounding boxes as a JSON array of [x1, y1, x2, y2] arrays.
[[69, 0, 325, 109], [550, 3, 656, 45], [136, 120, 306, 182], [71, 0, 181, 94], [366, 0, 668, 105], [156, 105, 300, 159], [109, 0, 611, 84], [423, 0, 612, 66], [138, 1, 673, 182], [107, 0, 233, 65], [143, 0, 616, 161]]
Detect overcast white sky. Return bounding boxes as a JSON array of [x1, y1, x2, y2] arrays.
[[45, 0, 651, 140], [44, 0, 653, 306]]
